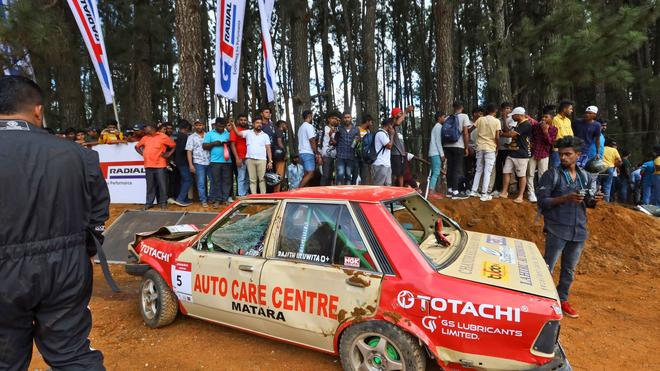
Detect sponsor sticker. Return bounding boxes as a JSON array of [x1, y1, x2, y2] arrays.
[[480, 245, 517, 265], [0, 120, 29, 131], [481, 261, 509, 281], [486, 235, 507, 246], [344, 256, 361, 268], [171, 261, 193, 303]]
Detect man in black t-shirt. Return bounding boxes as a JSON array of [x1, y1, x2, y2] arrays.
[[500, 107, 532, 203], [173, 120, 193, 206]]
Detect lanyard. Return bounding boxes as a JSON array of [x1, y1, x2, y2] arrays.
[[561, 168, 584, 189]]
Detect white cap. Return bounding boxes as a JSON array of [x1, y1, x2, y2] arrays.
[[511, 107, 526, 116], [586, 105, 598, 114]]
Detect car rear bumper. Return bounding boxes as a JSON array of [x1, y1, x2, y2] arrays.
[[528, 343, 571, 371], [125, 263, 150, 276]]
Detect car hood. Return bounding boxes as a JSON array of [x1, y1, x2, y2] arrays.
[[439, 231, 559, 301]]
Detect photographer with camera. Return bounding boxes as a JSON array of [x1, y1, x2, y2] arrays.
[[537, 136, 603, 319]]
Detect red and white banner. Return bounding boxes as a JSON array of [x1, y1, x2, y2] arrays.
[[67, 0, 115, 105], [94, 144, 146, 204], [215, 0, 247, 101], [257, 0, 277, 103]]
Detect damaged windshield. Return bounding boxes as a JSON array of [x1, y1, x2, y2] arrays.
[[383, 194, 465, 269]]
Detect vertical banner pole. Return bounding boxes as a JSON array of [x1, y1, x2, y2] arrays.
[[112, 96, 120, 130]]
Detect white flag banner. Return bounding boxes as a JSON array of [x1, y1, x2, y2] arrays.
[[257, 0, 277, 103], [215, 0, 247, 101], [67, 0, 115, 104]]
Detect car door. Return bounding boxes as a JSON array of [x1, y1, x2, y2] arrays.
[[259, 200, 384, 352], [173, 201, 280, 333]]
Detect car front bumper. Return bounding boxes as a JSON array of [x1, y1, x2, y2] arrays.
[[125, 262, 150, 276], [528, 343, 571, 371]]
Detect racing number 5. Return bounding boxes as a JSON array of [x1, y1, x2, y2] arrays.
[[176, 274, 182, 287]]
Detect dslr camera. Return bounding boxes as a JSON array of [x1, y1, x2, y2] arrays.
[[577, 189, 597, 208]]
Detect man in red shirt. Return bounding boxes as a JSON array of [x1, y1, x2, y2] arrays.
[[135, 123, 176, 209], [230, 113, 249, 196]]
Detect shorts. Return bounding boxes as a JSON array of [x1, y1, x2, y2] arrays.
[[371, 165, 392, 186], [299, 153, 316, 172], [503, 156, 530, 178], [391, 155, 406, 177]]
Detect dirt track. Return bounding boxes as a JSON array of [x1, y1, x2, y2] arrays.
[[30, 198, 660, 370]]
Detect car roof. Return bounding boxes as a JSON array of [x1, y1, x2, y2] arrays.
[[247, 186, 418, 203]]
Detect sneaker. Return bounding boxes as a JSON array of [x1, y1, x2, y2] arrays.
[[528, 193, 538, 203], [561, 301, 579, 318], [490, 191, 501, 198], [467, 190, 480, 197], [167, 198, 176, 205], [201, 202, 209, 208], [173, 200, 192, 207], [227, 197, 234, 203], [143, 204, 153, 211], [452, 192, 469, 200], [213, 201, 221, 208], [480, 194, 493, 202]]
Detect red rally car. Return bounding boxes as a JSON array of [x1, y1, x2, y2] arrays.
[[126, 186, 571, 371]]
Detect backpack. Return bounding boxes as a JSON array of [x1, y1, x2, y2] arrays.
[[362, 129, 387, 165], [441, 114, 461, 143]]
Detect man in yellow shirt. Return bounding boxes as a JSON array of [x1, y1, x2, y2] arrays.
[[98, 120, 125, 144], [601, 139, 622, 202], [550, 100, 574, 168]]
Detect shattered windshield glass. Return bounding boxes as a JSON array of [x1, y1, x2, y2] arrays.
[[207, 203, 277, 256]]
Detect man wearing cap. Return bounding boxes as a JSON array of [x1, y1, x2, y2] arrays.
[[203, 117, 233, 206], [500, 107, 532, 203], [84, 127, 99, 145], [135, 122, 176, 209], [126, 123, 146, 142], [571, 106, 602, 168]]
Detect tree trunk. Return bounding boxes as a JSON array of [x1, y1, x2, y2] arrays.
[[175, 0, 205, 121], [491, 0, 512, 103], [320, 0, 335, 112], [286, 0, 311, 129], [55, 8, 86, 129], [362, 0, 378, 119], [433, 0, 454, 112], [133, 5, 153, 123]]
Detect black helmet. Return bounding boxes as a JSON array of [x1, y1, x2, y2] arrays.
[[585, 158, 609, 174], [265, 172, 282, 187]]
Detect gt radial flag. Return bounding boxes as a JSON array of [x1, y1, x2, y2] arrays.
[[67, 0, 115, 104], [215, 0, 247, 101], [257, 0, 277, 103]]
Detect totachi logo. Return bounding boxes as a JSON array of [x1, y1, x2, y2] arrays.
[[422, 316, 437, 332], [397, 290, 415, 309]]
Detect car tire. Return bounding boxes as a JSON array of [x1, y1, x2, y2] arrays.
[[339, 320, 427, 371], [139, 269, 178, 328]]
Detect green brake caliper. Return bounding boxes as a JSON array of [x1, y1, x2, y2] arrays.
[[367, 337, 400, 363]]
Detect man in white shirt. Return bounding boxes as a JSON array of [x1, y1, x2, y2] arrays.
[[297, 110, 318, 188], [428, 112, 445, 196], [230, 116, 273, 194], [372, 118, 395, 186]]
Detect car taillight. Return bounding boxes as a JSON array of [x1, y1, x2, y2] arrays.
[[533, 320, 560, 356]]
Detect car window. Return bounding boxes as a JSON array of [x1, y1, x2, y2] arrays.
[[276, 203, 375, 270], [202, 203, 277, 257]]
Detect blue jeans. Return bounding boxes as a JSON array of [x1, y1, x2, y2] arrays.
[[430, 155, 442, 192], [335, 158, 355, 185], [550, 151, 560, 168], [236, 161, 249, 196], [642, 178, 653, 204], [543, 232, 585, 301], [615, 177, 629, 203], [602, 167, 615, 202], [194, 163, 209, 203], [654, 174, 660, 206], [176, 166, 193, 203]]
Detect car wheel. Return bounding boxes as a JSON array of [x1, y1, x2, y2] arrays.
[[339, 320, 427, 371], [140, 269, 178, 328]]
